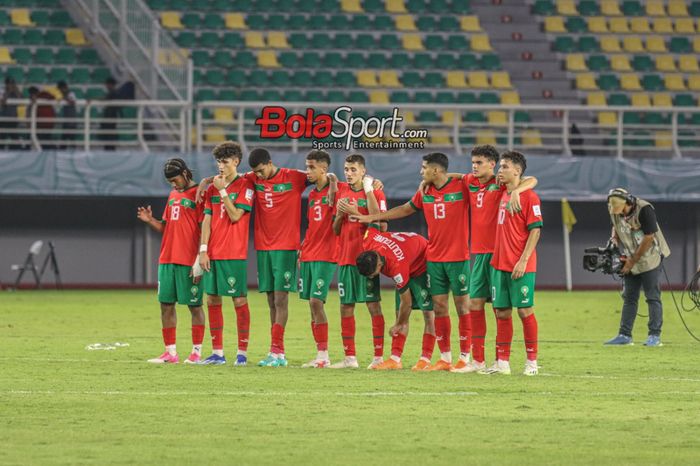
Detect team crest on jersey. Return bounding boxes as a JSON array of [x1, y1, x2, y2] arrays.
[[458, 274, 467, 284], [521, 285, 529, 297], [227, 277, 236, 288], [316, 279, 325, 289]]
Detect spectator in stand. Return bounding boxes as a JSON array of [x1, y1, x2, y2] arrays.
[[100, 77, 122, 151], [28, 86, 56, 150], [57, 81, 77, 149], [1, 77, 23, 150]]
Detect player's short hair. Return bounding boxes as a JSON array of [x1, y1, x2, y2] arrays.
[[423, 152, 449, 171], [471, 145, 499, 163], [356, 251, 380, 277], [345, 154, 365, 166], [212, 141, 242, 161], [306, 149, 331, 166], [248, 147, 271, 168], [501, 150, 527, 175], [163, 158, 192, 180]]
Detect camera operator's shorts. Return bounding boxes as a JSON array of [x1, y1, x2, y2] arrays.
[[426, 260, 470, 296], [395, 272, 433, 312], [158, 263, 203, 306], [203, 259, 248, 297], [490, 270, 536, 309], [469, 253, 494, 299], [338, 265, 381, 305], [299, 260, 336, 302], [257, 250, 297, 293]]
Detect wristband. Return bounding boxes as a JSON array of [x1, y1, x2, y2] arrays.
[[219, 189, 228, 199], [199, 244, 207, 253]]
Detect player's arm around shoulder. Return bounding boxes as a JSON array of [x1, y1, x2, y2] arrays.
[[508, 176, 539, 214]]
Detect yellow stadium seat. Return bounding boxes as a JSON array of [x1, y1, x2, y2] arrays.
[[611, 55, 632, 71], [65, 28, 87, 46], [679, 55, 700, 72], [601, 36, 622, 52], [665, 74, 686, 91], [378, 70, 401, 87], [656, 55, 676, 72], [609, 18, 629, 33], [654, 132, 672, 148], [160, 11, 183, 29], [522, 130, 542, 147], [442, 111, 457, 124], [587, 17, 608, 33], [646, 36, 666, 53], [566, 54, 587, 71], [402, 34, 424, 50], [598, 111, 617, 126], [369, 90, 389, 104], [557, 0, 578, 15], [395, 15, 417, 31], [675, 18, 696, 33], [446, 71, 468, 88], [646, 0, 665, 16], [623, 36, 644, 53], [688, 75, 700, 91], [341, 0, 363, 13], [631, 93, 651, 107], [601, 0, 622, 16], [476, 129, 497, 145], [668, 0, 689, 16], [0, 47, 15, 64], [258, 51, 280, 68], [267, 32, 289, 49], [401, 111, 416, 124], [500, 91, 520, 105], [491, 72, 512, 89], [214, 108, 235, 122], [544, 17, 567, 33], [245, 32, 266, 48], [10, 9, 34, 26], [694, 38, 700, 53], [17, 105, 26, 119], [652, 18, 673, 33], [386, 0, 407, 13], [468, 71, 489, 88], [159, 49, 188, 66], [629, 18, 650, 33], [576, 73, 598, 90], [430, 131, 452, 146], [652, 93, 672, 107], [460, 16, 481, 32], [587, 92, 606, 106], [225, 13, 246, 29], [44, 86, 61, 99], [471, 35, 492, 52], [357, 70, 378, 87], [204, 126, 226, 143], [621, 73, 642, 90], [487, 111, 507, 126]]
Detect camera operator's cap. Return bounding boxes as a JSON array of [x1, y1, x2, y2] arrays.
[[163, 158, 189, 178]]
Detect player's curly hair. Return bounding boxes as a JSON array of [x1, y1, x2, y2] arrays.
[[163, 158, 192, 181], [500, 150, 527, 175], [345, 154, 365, 166], [471, 145, 499, 163], [212, 141, 242, 162], [306, 149, 331, 166], [356, 251, 381, 277]]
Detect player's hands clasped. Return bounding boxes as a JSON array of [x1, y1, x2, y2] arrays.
[[136, 205, 153, 223], [337, 198, 359, 216]]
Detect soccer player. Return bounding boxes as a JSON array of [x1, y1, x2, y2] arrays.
[[198, 142, 254, 365], [330, 154, 387, 369], [139, 158, 205, 364], [483, 151, 542, 376], [247, 148, 309, 367], [299, 150, 338, 368], [355, 226, 432, 370]]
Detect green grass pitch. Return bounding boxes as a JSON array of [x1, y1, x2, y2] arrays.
[[2, 289, 700, 465]]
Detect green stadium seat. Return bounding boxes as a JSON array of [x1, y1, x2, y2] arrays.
[[328, 15, 349, 31], [621, 1, 643, 16], [464, 111, 486, 122], [344, 52, 364, 68], [608, 94, 631, 106], [206, 70, 225, 86], [355, 34, 375, 49], [222, 32, 242, 48], [417, 17, 436, 31], [92, 68, 111, 82], [175, 31, 196, 47], [669, 38, 691, 54], [413, 53, 433, 69], [632, 55, 653, 72], [284, 89, 303, 101], [335, 71, 354, 87], [347, 90, 368, 102], [288, 15, 306, 30], [363, 0, 384, 13], [50, 10, 73, 27], [435, 91, 455, 104], [578, 36, 600, 52], [424, 36, 446, 50], [4, 66, 24, 82], [12, 48, 32, 65], [267, 14, 286, 30], [438, 17, 460, 31], [597, 74, 620, 90], [435, 53, 456, 69], [414, 91, 432, 103], [514, 111, 531, 123], [372, 16, 393, 31], [423, 72, 443, 87], [480, 54, 501, 70], [0, 11, 9, 26], [447, 35, 469, 50], [314, 70, 333, 87], [181, 13, 200, 29], [199, 32, 220, 48], [427, 0, 449, 14], [350, 15, 371, 30], [49, 67, 68, 82], [565, 17, 587, 33], [367, 53, 387, 69], [380, 34, 401, 50], [26, 67, 48, 83], [300, 51, 321, 68], [192, 50, 211, 67], [148, 0, 168, 9], [479, 92, 499, 104], [86, 87, 105, 100], [193, 69, 206, 85], [169, 0, 189, 10], [246, 14, 265, 30], [46, 30, 66, 46], [401, 71, 421, 87], [458, 53, 479, 69], [69, 67, 91, 84], [554, 36, 576, 52], [296, 0, 317, 12], [233, 50, 255, 67], [71, 88, 85, 99], [31, 10, 50, 26], [578, 0, 599, 15], [457, 92, 477, 103], [418, 111, 440, 122], [323, 52, 343, 68], [78, 49, 100, 65], [322, 89, 342, 102], [406, 0, 427, 13], [55, 49, 77, 65], [34, 48, 54, 64], [690, 2, 700, 16], [304, 89, 324, 101], [289, 33, 309, 49], [307, 15, 327, 31], [225, 70, 246, 87], [673, 94, 695, 107], [390, 91, 410, 103], [532, 0, 555, 15], [333, 33, 353, 49], [23, 29, 43, 45], [239, 90, 260, 101], [292, 70, 311, 87], [587, 55, 610, 71], [249, 69, 269, 86], [278, 51, 297, 68], [3, 29, 22, 44], [389, 53, 410, 69], [644, 112, 669, 125], [641, 74, 663, 91], [213, 50, 232, 68]]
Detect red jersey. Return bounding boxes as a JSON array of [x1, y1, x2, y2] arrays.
[[409, 177, 469, 262], [363, 227, 428, 291], [336, 183, 387, 266], [490, 190, 543, 273], [159, 186, 203, 266], [301, 182, 337, 263], [246, 168, 308, 251], [203, 176, 254, 260], [466, 174, 507, 254]]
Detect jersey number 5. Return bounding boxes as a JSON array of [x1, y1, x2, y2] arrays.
[[265, 192, 273, 208]]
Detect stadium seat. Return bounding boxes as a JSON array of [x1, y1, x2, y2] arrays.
[[225, 13, 247, 29], [646, 36, 666, 53], [587, 92, 606, 106], [566, 54, 587, 71], [694, 38, 700, 53], [65, 29, 87, 46], [688, 75, 700, 91], [357, 70, 378, 87], [0, 47, 14, 64], [651, 18, 674, 33], [447, 35, 469, 50], [50, 11, 73, 28], [341, 0, 363, 13], [578, 0, 600, 15], [395, 15, 417, 31], [576, 73, 598, 90], [565, 16, 587, 32], [386, 0, 407, 13], [578, 36, 600, 52], [554, 36, 576, 52], [631, 93, 651, 107], [611, 55, 632, 71], [222, 32, 242, 49], [675, 18, 696, 33], [161, 11, 183, 29], [601, 36, 622, 52], [267, 32, 289, 49], [11, 9, 34, 26], [598, 111, 617, 126], [500, 91, 520, 105], [468, 71, 489, 88], [488, 111, 507, 126], [609, 18, 629, 33], [533, 0, 556, 15], [587, 17, 608, 33], [673, 93, 695, 106], [629, 17, 650, 33], [608, 93, 631, 105], [521, 130, 543, 147], [491, 72, 512, 89], [55, 48, 77, 65], [380, 34, 401, 50], [654, 131, 672, 149], [460, 16, 481, 32], [668, 0, 688, 16], [623, 36, 644, 53], [476, 129, 497, 145], [34, 48, 53, 64], [557, 0, 578, 15], [587, 55, 610, 71], [664, 74, 686, 91], [621, 0, 643, 16], [646, 0, 665, 16], [679, 55, 699, 72], [258, 51, 280, 67], [631, 55, 653, 71], [598, 74, 620, 90], [652, 93, 672, 107], [213, 108, 235, 123], [416, 16, 436, 31], [471, 35, 492, 52], [402, 35, 424, 50], [378, 71, 401, 87], [369, 90, 389, 104], [446, 71, 468, 88], [641, 74, 663, 91], [78, 49, 99, 65], [600, 0, 622, 16], [245, 32, 265, 48]]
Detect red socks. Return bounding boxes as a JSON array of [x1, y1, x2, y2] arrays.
[[470, 309, 486, 363], [162, 327, 176, 347], [271, 323, 285, 354], [421, 333, 436, 360], [341, 316, 356, 357], [315, 322, 328, 351], [522, 313, 538, 361], [458, 313, 472, 356], [391, 332, 407, 359], [208, 303, 224, 350], [435, 316, 452, 353], [371, 314, 385, 357], [235, 303, 250, 351], [191, 325, 205, 347], [495, 316, 513, 361]]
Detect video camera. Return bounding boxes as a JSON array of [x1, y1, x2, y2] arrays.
[[583, 240, 625, 275]]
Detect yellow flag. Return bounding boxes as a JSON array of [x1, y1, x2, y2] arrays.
[[561, 198, 577, 233]]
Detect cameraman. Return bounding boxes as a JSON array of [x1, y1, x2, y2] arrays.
[[605, 188, 671, 347]]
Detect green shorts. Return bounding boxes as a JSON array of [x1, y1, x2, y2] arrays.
[[490, 269, 536, 309], [338, 264, 381, 305], [469, 253, 494, 299], [299, 261, 336, 302], [257, 250, 298, 293], [203, 259, 248, 297], [426, 260, 470, 296], [158, 263, 203, 306], [395, 272, 433, 312]]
